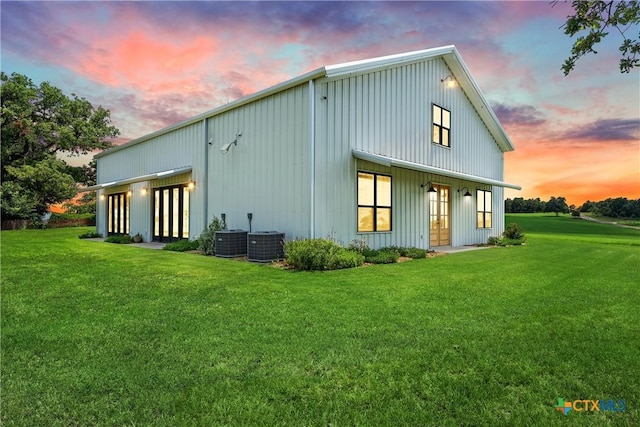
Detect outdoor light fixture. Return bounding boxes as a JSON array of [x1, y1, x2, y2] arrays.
[[421, 182, 437, 193], [127, 190, 132, 197], [220, 132, 242, 154], [440, 74, 457, 88], [458, 186, 472, 197], [100, 194, 105, 200], [187, 181, 195, 190], [141, 187, 148, 196]]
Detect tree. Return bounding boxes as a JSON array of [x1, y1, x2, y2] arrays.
[[545, 196, 570, 216], [1, 72, 118, 219], [556, 1, 640, 74], [1, 158, 77, 221]]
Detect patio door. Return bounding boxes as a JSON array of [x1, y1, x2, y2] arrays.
[[107, 192, 129, 235], [429, 184, 450, 247], [153, 185, 190, 242]]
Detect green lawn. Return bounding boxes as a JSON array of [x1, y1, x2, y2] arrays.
[[2, 214, 639, 426]]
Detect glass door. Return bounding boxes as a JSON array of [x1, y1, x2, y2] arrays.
[[153, 185, 189, 242], [429, 184, 450, 247]]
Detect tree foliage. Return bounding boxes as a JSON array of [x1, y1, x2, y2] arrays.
[[505, 197, 547, 213], [1, 72, 119, 219], [544, 196, 570, 216], [556, 0, 640, 74], [580, 197, 640, 217]]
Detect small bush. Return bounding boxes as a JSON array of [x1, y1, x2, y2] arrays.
[[163, 239, 200, 252], [379, 246, 427, 259], [363, 248, 399, 264], [198, 216, 227, 255], [504, 223, 524, 240], [487, 236, 502, 246], [285, 239, 364, 270], [105, 235, 133, 244], [78, 231, 102, 239], [403, 247, 427, 259]]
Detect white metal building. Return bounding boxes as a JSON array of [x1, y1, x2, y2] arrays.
[[91, 45, 520, 249]]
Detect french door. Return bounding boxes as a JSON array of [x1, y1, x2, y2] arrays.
[[429, 184, 450, 247], [107, 193, 129, 235], [153, 185, 189, 242]]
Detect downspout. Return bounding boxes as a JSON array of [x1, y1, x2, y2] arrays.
[[308, 79, 315, 239], [203, 118, 209, 233]]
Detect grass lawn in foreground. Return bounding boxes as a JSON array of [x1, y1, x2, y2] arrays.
[[1, 214, 639, 426]]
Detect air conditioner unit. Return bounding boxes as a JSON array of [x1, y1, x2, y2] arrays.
[[215, 230, 248, 257], [247, 231, 285, 262]]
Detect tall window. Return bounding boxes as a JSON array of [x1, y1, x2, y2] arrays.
[[153, 184, 190, 242], [357, 172, 392, 232], [107, 192, 129, 235], [477, 189, 492, 228], [432, 104, 451, 147]]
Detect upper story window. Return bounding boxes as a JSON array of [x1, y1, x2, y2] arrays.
[[357, 172, 392, 232], [432, 104, 451, 147], [477, 189, 492, 228]]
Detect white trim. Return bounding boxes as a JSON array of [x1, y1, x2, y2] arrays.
[[81, 166, 192, 192], [352, 150, 522, 190]]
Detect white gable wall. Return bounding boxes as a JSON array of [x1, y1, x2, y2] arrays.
[[313, 57, 507, 248]]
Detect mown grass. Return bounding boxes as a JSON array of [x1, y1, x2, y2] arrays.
[[1, 214, 639, 426]]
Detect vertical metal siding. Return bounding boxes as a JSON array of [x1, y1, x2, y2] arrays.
[[315, 57, 507, 248], [207, 83, 310, 239]]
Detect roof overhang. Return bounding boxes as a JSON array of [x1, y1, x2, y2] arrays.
[[81, 166, 192, 192], [353, 150, 521, 190]]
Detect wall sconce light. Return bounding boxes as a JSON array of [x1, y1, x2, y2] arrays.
[[421, 182, 437, 193], [440, 74, 457, 88], [458, 186, 472, 197], [127, 190, 132, 197], [220, 132, 242, 154], [100, 194, 105, 200], [141, 187, 148, 196], [187, 181, 195, 190]]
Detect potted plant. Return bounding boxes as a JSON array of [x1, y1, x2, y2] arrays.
[[132, 233, 143, 243]]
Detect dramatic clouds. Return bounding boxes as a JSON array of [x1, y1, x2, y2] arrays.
[[1, 1, 638, 204]]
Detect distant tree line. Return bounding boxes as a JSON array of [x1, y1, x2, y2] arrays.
[[505, 196, 569, 216], [580, 198, 640, 218], [506, 196, 640, 218]]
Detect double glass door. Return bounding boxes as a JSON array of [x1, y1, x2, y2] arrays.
[[153, 185, 189, 242]]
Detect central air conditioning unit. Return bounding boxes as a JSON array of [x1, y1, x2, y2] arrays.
[[214, 230, 248, 257], [247, 231, 285, 262]]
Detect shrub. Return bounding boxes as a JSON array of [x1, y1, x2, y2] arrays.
[[379, 246, 427, 259], [78, 231, 102, 239], [163, 239, 201, 252], [198, 216, 226, 255], [285, 238, 364, 270], [105, 235, 133, 244], [363, 248, 399, 264], [403, 247, 427, 259], [504, 223, 524, 240]]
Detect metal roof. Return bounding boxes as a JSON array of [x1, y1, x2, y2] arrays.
[[352, 150, 521, 190], [96, 45, 513, 158]]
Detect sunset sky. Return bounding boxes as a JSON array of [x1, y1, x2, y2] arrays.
[[2, 1, 639, 206]]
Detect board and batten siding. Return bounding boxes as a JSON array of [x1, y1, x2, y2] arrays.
[[313, 56, 506, 248], [207, 83, 311, 239], [96, 122, 206, 241]]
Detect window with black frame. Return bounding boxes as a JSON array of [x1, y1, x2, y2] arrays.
[[357, 172, 392, 232], [477, 189, 492, 228], [432, 104, 451, 147]]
